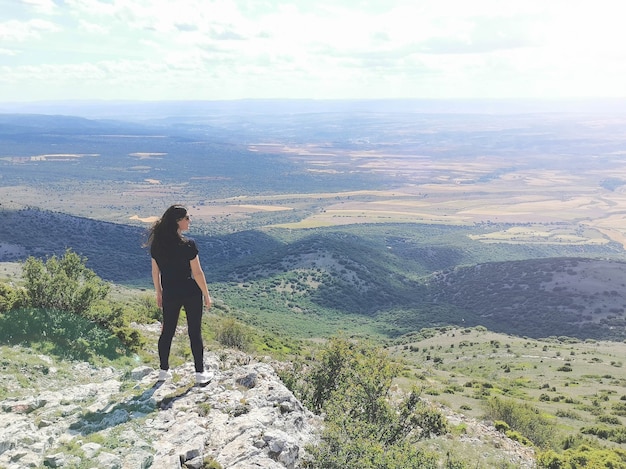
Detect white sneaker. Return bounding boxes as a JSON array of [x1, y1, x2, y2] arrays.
[[158, 369, 172, 381], [195, 371, 214, 385]]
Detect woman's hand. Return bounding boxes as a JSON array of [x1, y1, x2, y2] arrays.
[[151, 259, 163, 308]]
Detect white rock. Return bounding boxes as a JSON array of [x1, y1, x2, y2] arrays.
[[0, 351, 321, 469], [80, 442, 101, 459]]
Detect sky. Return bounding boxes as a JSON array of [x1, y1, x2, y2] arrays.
[[1, 0, 626, 102]]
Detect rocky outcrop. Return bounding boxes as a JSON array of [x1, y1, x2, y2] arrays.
[[0, 350, 321, 468], [0, 345, 538, 469]]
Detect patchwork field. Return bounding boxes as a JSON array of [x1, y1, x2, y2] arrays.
[[2, 107, 626, 251]]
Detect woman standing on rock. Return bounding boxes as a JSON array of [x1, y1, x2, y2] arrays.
[[146, 204, 213, 385]]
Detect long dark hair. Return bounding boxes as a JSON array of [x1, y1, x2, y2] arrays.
[[146, 204, 188, 260]]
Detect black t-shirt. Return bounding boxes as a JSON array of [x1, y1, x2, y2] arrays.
[[152, 238, 202, 299]]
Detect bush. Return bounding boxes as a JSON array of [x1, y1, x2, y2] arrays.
[[505, 430, 533, 446], [537, 445, 626, 468], [612, 402, 626, 417], [494, 420, 510, 433], [291, 336, 451, 468], [0, 308, 126, 360], [23, 249, 110, 315], [0, 282, 27, 313], [202, 457, 223, 469], [597, 415, 621, 425], [582, 426, 626, 444], [483, 396, 557, 448], [216, 317, 251, 351], [18, 250, 142, 353]]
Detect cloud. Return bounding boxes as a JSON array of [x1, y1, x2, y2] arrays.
[[0, 48, 19, 56], [1, 0, 625, 101], [417, 15, 541, 55], [209, 28, 246, 41], [78, 20, 109, 34], [0, 19, 61, 42], [175, 23, 198, 33], [20, 0, 57, 14]]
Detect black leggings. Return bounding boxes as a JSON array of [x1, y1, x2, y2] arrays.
[[158, 294, 204, 372]]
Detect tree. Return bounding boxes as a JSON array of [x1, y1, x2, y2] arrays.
[[23, 249, 110, 315]]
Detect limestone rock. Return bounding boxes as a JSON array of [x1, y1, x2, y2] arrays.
[[0, 350, 321, 469]]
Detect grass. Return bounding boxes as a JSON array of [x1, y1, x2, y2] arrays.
[[388, 327, 626, 439]]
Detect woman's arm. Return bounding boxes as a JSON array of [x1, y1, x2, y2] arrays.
[[151, 258, 163, 308], [190, 255, 212, 308]]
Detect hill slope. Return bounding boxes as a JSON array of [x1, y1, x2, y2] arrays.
[[426, 257, 626, 340], [2, 207, 626, 341]]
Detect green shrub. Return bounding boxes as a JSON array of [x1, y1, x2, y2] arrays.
[[197, 403, 212, 417], [483, 396, 557, 448], [505, 430, 533, 446], [494, 420, 510, 433], [23, 249, 110, 315], [611, 402, 626, 417], [555, 409, 581, 420], [537, 445, 626, 468], [597, 415, 621, 425], [216, 317, 251, 351], [0, 282, 27, 313], [86, 301, 144, 351], [6, 251, 142, 356], [0, 308, 126, 360], [202, 457, 223, 469], [582, 426, 626, 444], [293, 336, 451, 469]]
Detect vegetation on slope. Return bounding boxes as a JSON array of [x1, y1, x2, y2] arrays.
[[1, 250, 148, 361], [390, 326, 626, 468], [282, 336, 454, 469], [3, 252, 626, 467], [3, 206, 626, 341]]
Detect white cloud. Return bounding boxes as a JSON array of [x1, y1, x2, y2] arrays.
[[78, 19, 108, 35], [1, 0, 625, 101], [0, 48, 18, 56], [0, 18, 60, 42], [20, 0, 57, 14]]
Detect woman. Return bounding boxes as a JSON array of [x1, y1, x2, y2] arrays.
[[147, 204, 213, 385]]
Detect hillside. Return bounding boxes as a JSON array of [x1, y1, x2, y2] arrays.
[[2, 206, 626, 341], [0, 338, 540, 469], [0, 206, 148, 283], [426, 257, 626, 340]]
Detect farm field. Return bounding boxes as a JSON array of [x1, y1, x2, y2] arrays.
[[2, 104, 626, 252]]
